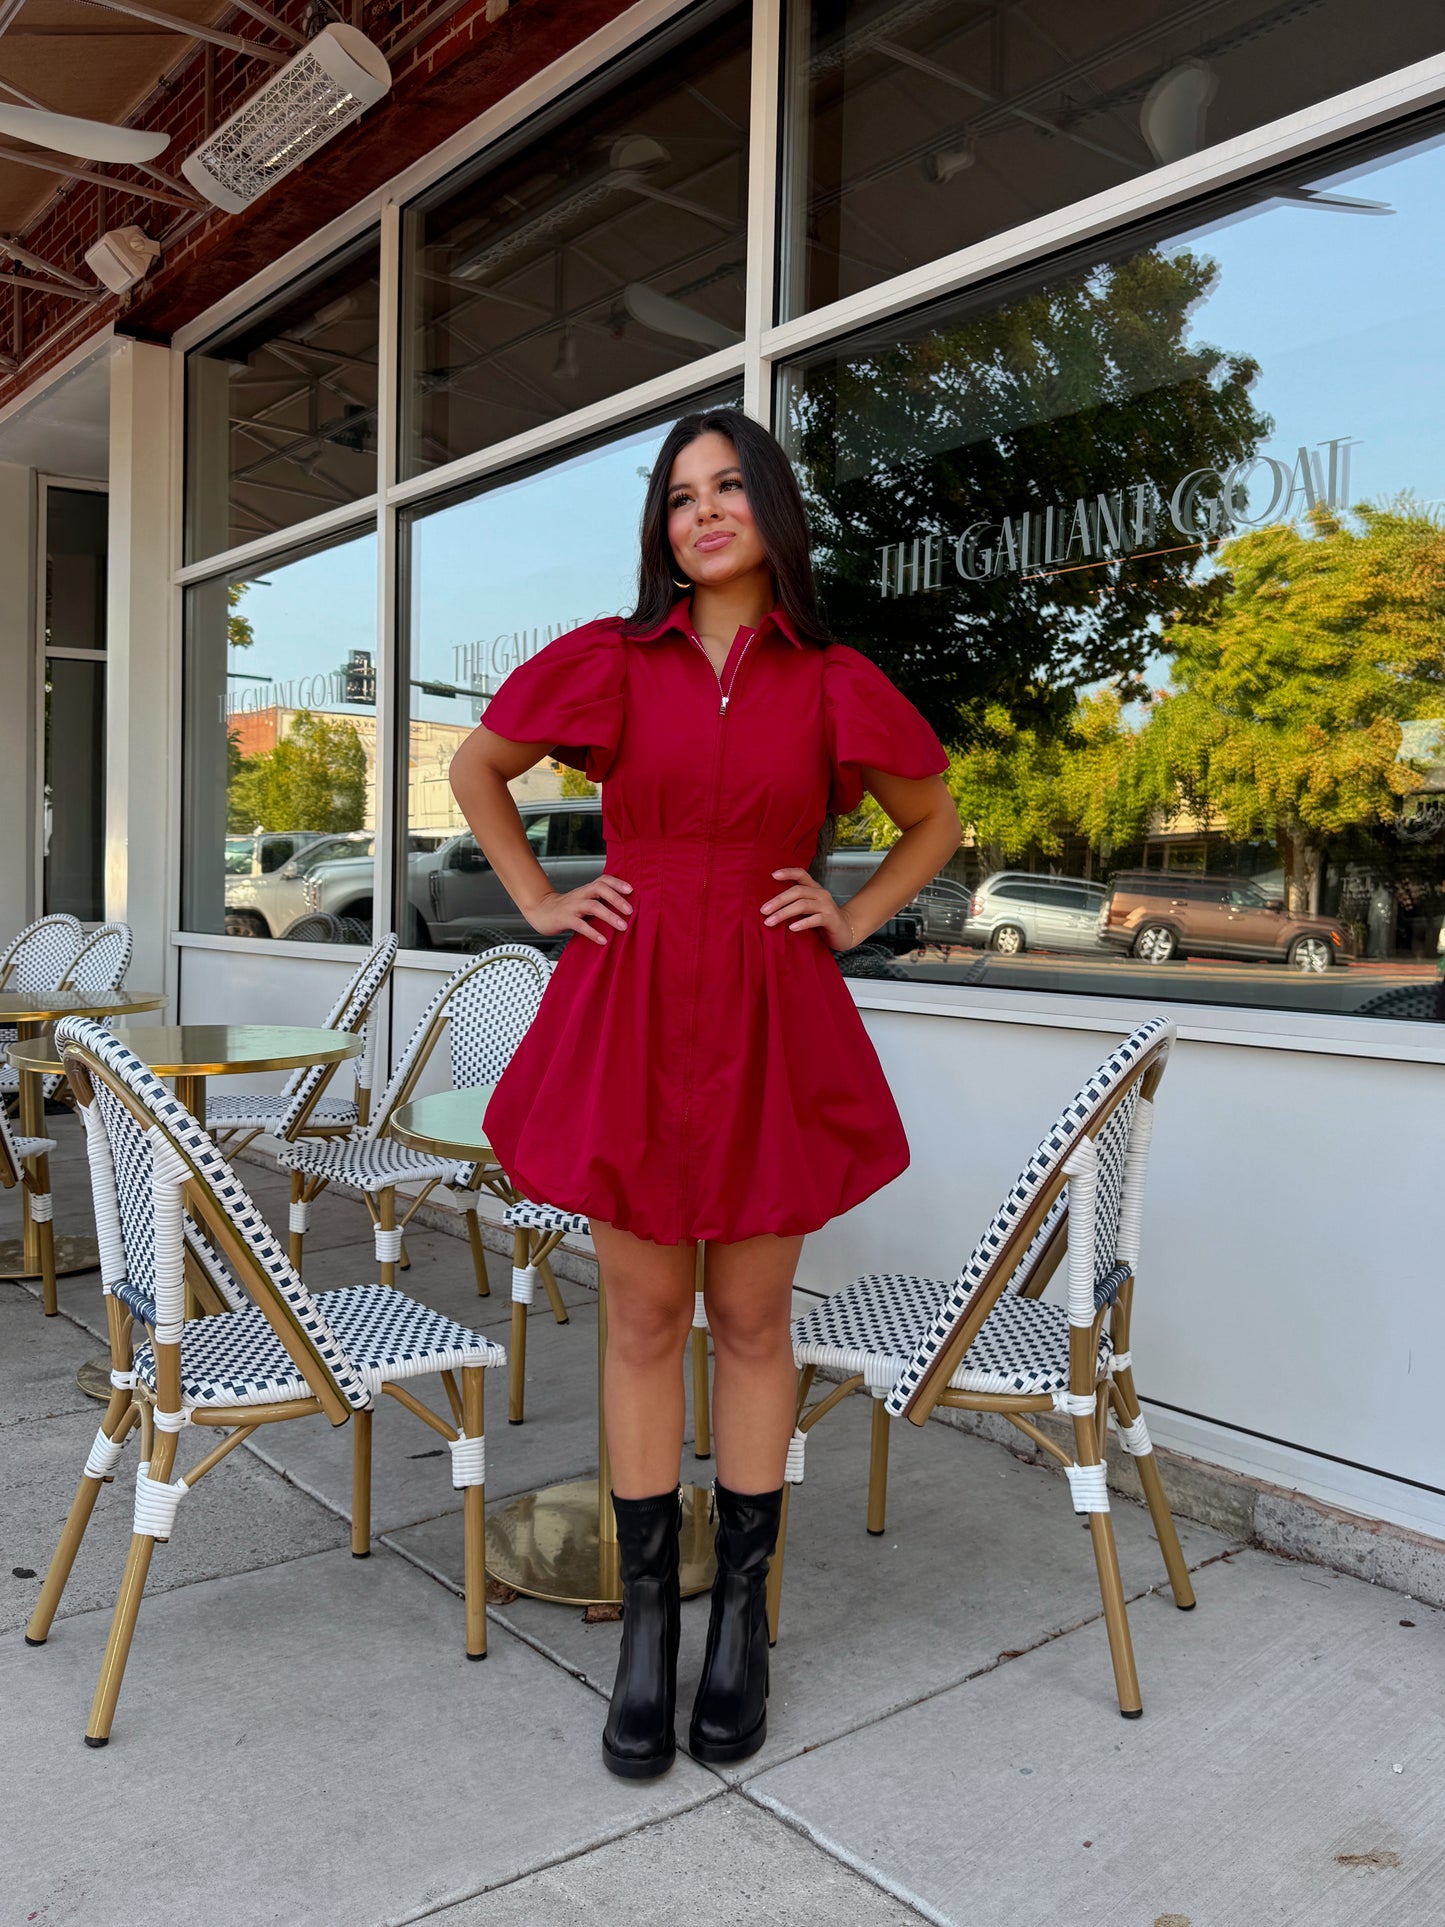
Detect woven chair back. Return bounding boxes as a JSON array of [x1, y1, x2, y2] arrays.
[[1, 914, 83, 991], [56, 1018, 369, 1424], [60, 921, 133, 993], [884, 1017, 1175, 1420], [273, 933, 398, 1125], [366, 945, 550, 1141], [1356, 983, 1437, 1021]]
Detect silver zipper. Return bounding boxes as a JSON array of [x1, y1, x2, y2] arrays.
[[689, 629, 754, 716]]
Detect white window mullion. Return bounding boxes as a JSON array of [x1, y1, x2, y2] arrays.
[[742, 0, 783, 428], [373, 196, 402, 1035]]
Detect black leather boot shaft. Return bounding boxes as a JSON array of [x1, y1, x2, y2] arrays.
[[688, 1481, 783, 1766], [602, 1489, 681, 1780]]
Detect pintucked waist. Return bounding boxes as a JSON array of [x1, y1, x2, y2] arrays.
[[605, 833, 817, 893]]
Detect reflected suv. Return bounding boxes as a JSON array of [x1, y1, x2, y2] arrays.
[[1099, 872, 1352, 970], [963, 872, 1109, 954]]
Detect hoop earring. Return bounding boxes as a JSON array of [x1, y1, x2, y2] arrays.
[[671, 574, 690, 590]]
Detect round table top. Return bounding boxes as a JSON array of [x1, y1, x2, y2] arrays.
[[8, 1023, 365, 1078], [0, 988, 166, 1024], [391, 1086, 498, 1159]]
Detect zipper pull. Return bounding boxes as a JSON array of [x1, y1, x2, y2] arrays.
[[720, 695, 729, 716]]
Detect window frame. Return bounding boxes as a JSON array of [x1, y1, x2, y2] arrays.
[[164, 0, 1445, 1056]]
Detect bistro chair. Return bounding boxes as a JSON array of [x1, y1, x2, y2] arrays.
[[0, 1098, 58, 1313], [26, 1018, 505, 1744], [277, 946, 553, 1302], [0, 912, 83, 990], [500, 1199, 712, 1451], [778, 1017, 1193, 1719], [1356, 982, 1438, 1021], [59, 921, 133, 993], [205, 933, 397, 1154]]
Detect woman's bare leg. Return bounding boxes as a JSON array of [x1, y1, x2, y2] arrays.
[[703, 1234, 804, 1493], [590, 1219, 696, 1499]]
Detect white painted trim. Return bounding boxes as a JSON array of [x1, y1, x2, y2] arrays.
[[371, 196, 402, 1075], [1139, 1402, 1445, 1541], [169, 0, 703, 358], [741, 0, 781, 425], [846, 977, 1445, 1068], [762, 50, 1445, 360], [173, 929, 369, 964], [176, 498, 380, 586], [0, 326, 114, 434], [385, 346, 747, 511]]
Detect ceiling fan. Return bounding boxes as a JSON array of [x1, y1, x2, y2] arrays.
[[0, 100, 170, 166]]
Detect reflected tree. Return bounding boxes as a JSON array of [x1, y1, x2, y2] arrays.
[[789, 247, 1269, 744]]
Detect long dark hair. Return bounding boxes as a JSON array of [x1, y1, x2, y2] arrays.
[[625, 408, 833, 648]]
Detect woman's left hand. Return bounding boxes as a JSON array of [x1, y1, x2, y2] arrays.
[[761, 868, 858, 950]]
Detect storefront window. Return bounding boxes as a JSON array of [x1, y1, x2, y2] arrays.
[[42, 486, 107, 921], [781, 0, 1445, 320], [399, 397, 738, 950], [781, 121, 1445, 1020], [182, 527, 379, 942], [399, 4, 749, 480], [185, 238, 381, 560]]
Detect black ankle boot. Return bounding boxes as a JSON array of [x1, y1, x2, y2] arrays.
[[688, 1481, 783, 1766], [602, 1489, 681, 1780]]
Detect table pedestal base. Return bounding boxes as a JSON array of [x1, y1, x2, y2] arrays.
[[77, 1352, 114, 1402], [486, 1479, 716, 1608], [0, 1233, 100, 1281]]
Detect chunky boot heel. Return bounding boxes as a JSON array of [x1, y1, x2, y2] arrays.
[[688, 1482, 783, 1767], [602, 1489, 681, 1780]]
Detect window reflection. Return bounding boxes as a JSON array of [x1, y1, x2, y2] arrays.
[[399, 400, 739, 950], [784, 124, 1445, 1020], [182, 529, 379, 941], [400, 5, 749, 478], [186, 240, 380, 559], [783, 0, 1445, 319]]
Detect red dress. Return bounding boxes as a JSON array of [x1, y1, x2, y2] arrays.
[[479, 599, 948, 1245]]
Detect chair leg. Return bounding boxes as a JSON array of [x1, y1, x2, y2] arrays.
[[464, 1206, 490, 1296], [1071, 1413, 1141, 1718], [27, 1392, 135, 1644], [288, 1170, 307, 1273], [1110, 1378, 1195, 1609], [508, 1228, 529, 1426], [765, 1483, 792, 1647], [691, 1325, 712, 1460], [461, 1367, 487, 1659], [377, 1187, 398, 1287], [866, 1397, 890, 1536], [85, 1424, 177, 1746], [351, 1408, 373, 1557], [36, 1208, 57, 1319], [537, 1252, 568, 1324]]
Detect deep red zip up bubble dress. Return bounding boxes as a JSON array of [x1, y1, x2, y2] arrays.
[[479, 599, 948, 1246]]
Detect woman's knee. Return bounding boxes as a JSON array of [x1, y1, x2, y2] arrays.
[[705, 1291, 793, 1364], [605, 1285, 693, 1368]]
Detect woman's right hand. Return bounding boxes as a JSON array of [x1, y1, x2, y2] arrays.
[[525, 875, 634, 946]]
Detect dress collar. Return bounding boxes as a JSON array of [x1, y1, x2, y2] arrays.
[[630, 596, 804, 649]]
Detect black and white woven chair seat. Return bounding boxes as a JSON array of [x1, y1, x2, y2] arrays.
[[12, 1132, 56, 1160], [205, 1091, 360, 1131], [503, 1199, 589, 1235], [793, 1274, 1113, 1399], [279, 1134, 472, 1189], [130, 1282, 506, 1410]]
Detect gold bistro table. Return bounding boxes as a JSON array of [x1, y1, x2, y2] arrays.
[[391, 1087, 716, 1608], [0, 988, 167, 1289], [9, 1023, 364, 1400]]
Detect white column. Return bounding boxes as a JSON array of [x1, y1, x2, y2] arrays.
[[105, 338, 179, 1004], [0, 461, 37, 930]]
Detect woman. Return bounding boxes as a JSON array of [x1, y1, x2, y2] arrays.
[[450, 409, 960, 1779]]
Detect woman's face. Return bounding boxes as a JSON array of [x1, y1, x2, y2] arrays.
[[665, 432, 769, 591]]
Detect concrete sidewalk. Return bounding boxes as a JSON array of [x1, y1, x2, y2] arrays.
[[3, 1117, 1443, 1926]]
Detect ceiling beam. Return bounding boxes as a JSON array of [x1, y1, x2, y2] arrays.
[[77, 0, 289, 63], [0, 268, 103, 301], [0, 142, 201, 208]]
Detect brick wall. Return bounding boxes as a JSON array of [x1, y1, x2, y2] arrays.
[[1, 0, 635, 412]]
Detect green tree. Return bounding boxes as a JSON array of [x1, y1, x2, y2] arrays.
[[1142, 505, 1445, 911], [227, 580, 255, 652], [790, 246, 1269, 744], [555, 763, 598, 799], [228, 710, 368, 833]]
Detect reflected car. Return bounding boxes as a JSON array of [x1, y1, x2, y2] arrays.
[[906, 876, 975, 946], [964, 872, 1109, 954], [223, 830, 325, 879], [224, 831, 374, 938], [1099, 871, 1352, 970]]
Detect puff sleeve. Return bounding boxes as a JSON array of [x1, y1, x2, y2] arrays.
[[480, 621, 625, 782], [823, 643, 949, 814]]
